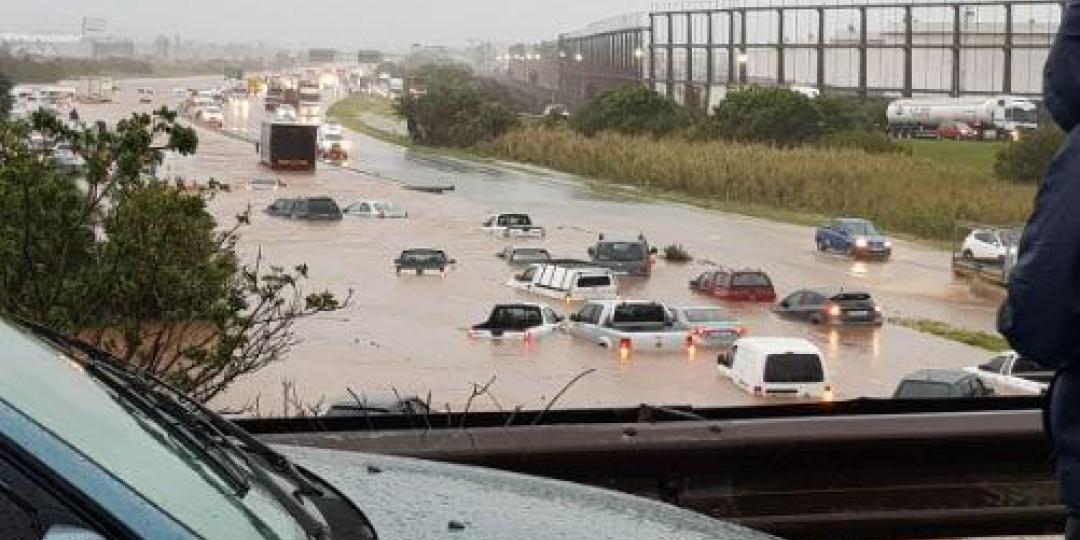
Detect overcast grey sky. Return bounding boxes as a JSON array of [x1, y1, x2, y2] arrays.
[[4, 0, 653, 50]]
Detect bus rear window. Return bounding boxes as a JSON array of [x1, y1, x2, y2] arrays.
[[764, 353, 824, 383], [576, 276, 611, 288]]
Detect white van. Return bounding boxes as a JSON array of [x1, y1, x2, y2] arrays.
[[507, 262, 617, 301], [717, 337, 832, 400]]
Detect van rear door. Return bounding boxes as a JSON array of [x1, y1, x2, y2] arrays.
[[762, 353, 827, 398]]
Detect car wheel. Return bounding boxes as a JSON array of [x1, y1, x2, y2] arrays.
[[816, 240, 826, 252], [395, 267, 401, 275], [962, 249, 974, 260], [997, 255, 1005, 265], [810, 313, 824, 325]]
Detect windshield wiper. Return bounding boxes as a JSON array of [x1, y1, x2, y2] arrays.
[[17, 321, 330, 539], [18, 322, 251, 497]]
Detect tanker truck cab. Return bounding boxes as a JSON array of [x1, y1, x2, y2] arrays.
[[718, 337, 832, 400], [589, 234, 657, 277], [996, 97, 1038, 138]]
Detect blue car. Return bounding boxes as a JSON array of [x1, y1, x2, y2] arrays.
[[815, 217, 892, 260]]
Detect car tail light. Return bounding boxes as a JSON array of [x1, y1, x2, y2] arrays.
[[619, 338, 632, 351], [825, 303, 841, 318]]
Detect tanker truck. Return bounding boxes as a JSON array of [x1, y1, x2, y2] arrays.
[[886, 96, 1038, 140]]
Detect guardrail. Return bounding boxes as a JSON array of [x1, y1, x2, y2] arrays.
[[241, 398, 1061, 539]]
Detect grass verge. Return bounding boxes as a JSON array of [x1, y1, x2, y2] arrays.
[[325, 95, 412, 147], [900, 139, 1006, 175], [890, 317, 1009, 351], [478, 127, 1034, 241]]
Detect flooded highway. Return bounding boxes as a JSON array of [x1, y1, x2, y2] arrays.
[[72, 76, 1004, 414]]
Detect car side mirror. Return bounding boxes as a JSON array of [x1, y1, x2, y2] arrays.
[[587, 247, 596, 257], [393, 259, 402, 265], [496, 252, 506, 258], [448, 259, 457, 265]]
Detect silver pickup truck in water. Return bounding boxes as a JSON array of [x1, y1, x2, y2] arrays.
[[566, 299, 691, 354]]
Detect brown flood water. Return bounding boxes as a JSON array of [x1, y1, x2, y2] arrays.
[[68, 76, 1005, 415]]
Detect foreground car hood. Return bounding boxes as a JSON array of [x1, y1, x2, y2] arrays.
[[279, 446, 774, 540]]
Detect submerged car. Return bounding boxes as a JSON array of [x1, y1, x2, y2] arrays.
[[395, 248, 456, 275], [689, 268, 776, 302], [296, 197, 343, 220], [815, 218, 892, 260], [468, 302, 564, 341], [0, 318, 772, 540], [893, 369, 994, 399], [588, 233, 657, 277], [245, 176, 286, 191], [961, 228, 1018, 263], [774, 288, 884, 326], [344, 200, 408, 218], [670, 306, 746, 349], [496, 246, 552, 266], [482, 213, 545, 237], [324, 392, 431, 416]]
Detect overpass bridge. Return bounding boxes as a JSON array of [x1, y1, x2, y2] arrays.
[[501, 0, 1062, 112]]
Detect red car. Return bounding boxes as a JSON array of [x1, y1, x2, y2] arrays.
[[936, 122, 977, 140], [689, 268, 776, 302]]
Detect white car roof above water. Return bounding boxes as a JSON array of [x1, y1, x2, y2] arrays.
[[735, 337, 820, 354]]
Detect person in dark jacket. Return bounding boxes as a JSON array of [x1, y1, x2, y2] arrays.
[[999, 2, 1080, 536]]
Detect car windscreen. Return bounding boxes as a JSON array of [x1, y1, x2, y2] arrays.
[[402, 251, 444, 263], [576, 275, 611, 288], [764, 353, 825, 383], [681, 308, 733, 323], [512, 249, 550, 262], [831, 292, 873, 307], [596, 242, 646, 262], [731, 273, 771, 287], [612, 303, 667, 324], [486, 306, 543, 329], [323, 134, 343, 142], [895, 380, 953, 398], [840, 221, 880, 236], [306, 199, 340, 214], [0, 322, 307, 539]]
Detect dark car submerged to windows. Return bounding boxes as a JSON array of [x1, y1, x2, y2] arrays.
[[774, 288, 884, 326], [265, 197, 343, 220], [0, 318, 772, 540], [588, 234, 657, 277]]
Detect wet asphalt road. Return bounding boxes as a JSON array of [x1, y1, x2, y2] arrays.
[[63, 76, 1005, 414]]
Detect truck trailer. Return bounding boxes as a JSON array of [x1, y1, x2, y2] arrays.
[[886, 96, 1038, 140], [259, 120, 318, 171]]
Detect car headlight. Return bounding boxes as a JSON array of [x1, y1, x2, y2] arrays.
[[854, 236, 868, 248], [884, 240, 892, 248]]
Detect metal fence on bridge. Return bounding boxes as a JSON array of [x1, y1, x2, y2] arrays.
[[509, 0, 1062, 111]]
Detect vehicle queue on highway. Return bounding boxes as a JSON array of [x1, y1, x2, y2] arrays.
[[10, 72, 1029, 405]]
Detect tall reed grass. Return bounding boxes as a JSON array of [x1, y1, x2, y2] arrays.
[[479, 127, 1034, 241]]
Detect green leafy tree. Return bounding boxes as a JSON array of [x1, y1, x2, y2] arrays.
[[703, 86, 822, 147], [0, 71, 10, 119], [0, 108, 345, 402], [396, 64, 518, 147], [571, 85, 690, 137], [815, 95, 887, 135], [993, 125, 1067, 184]]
